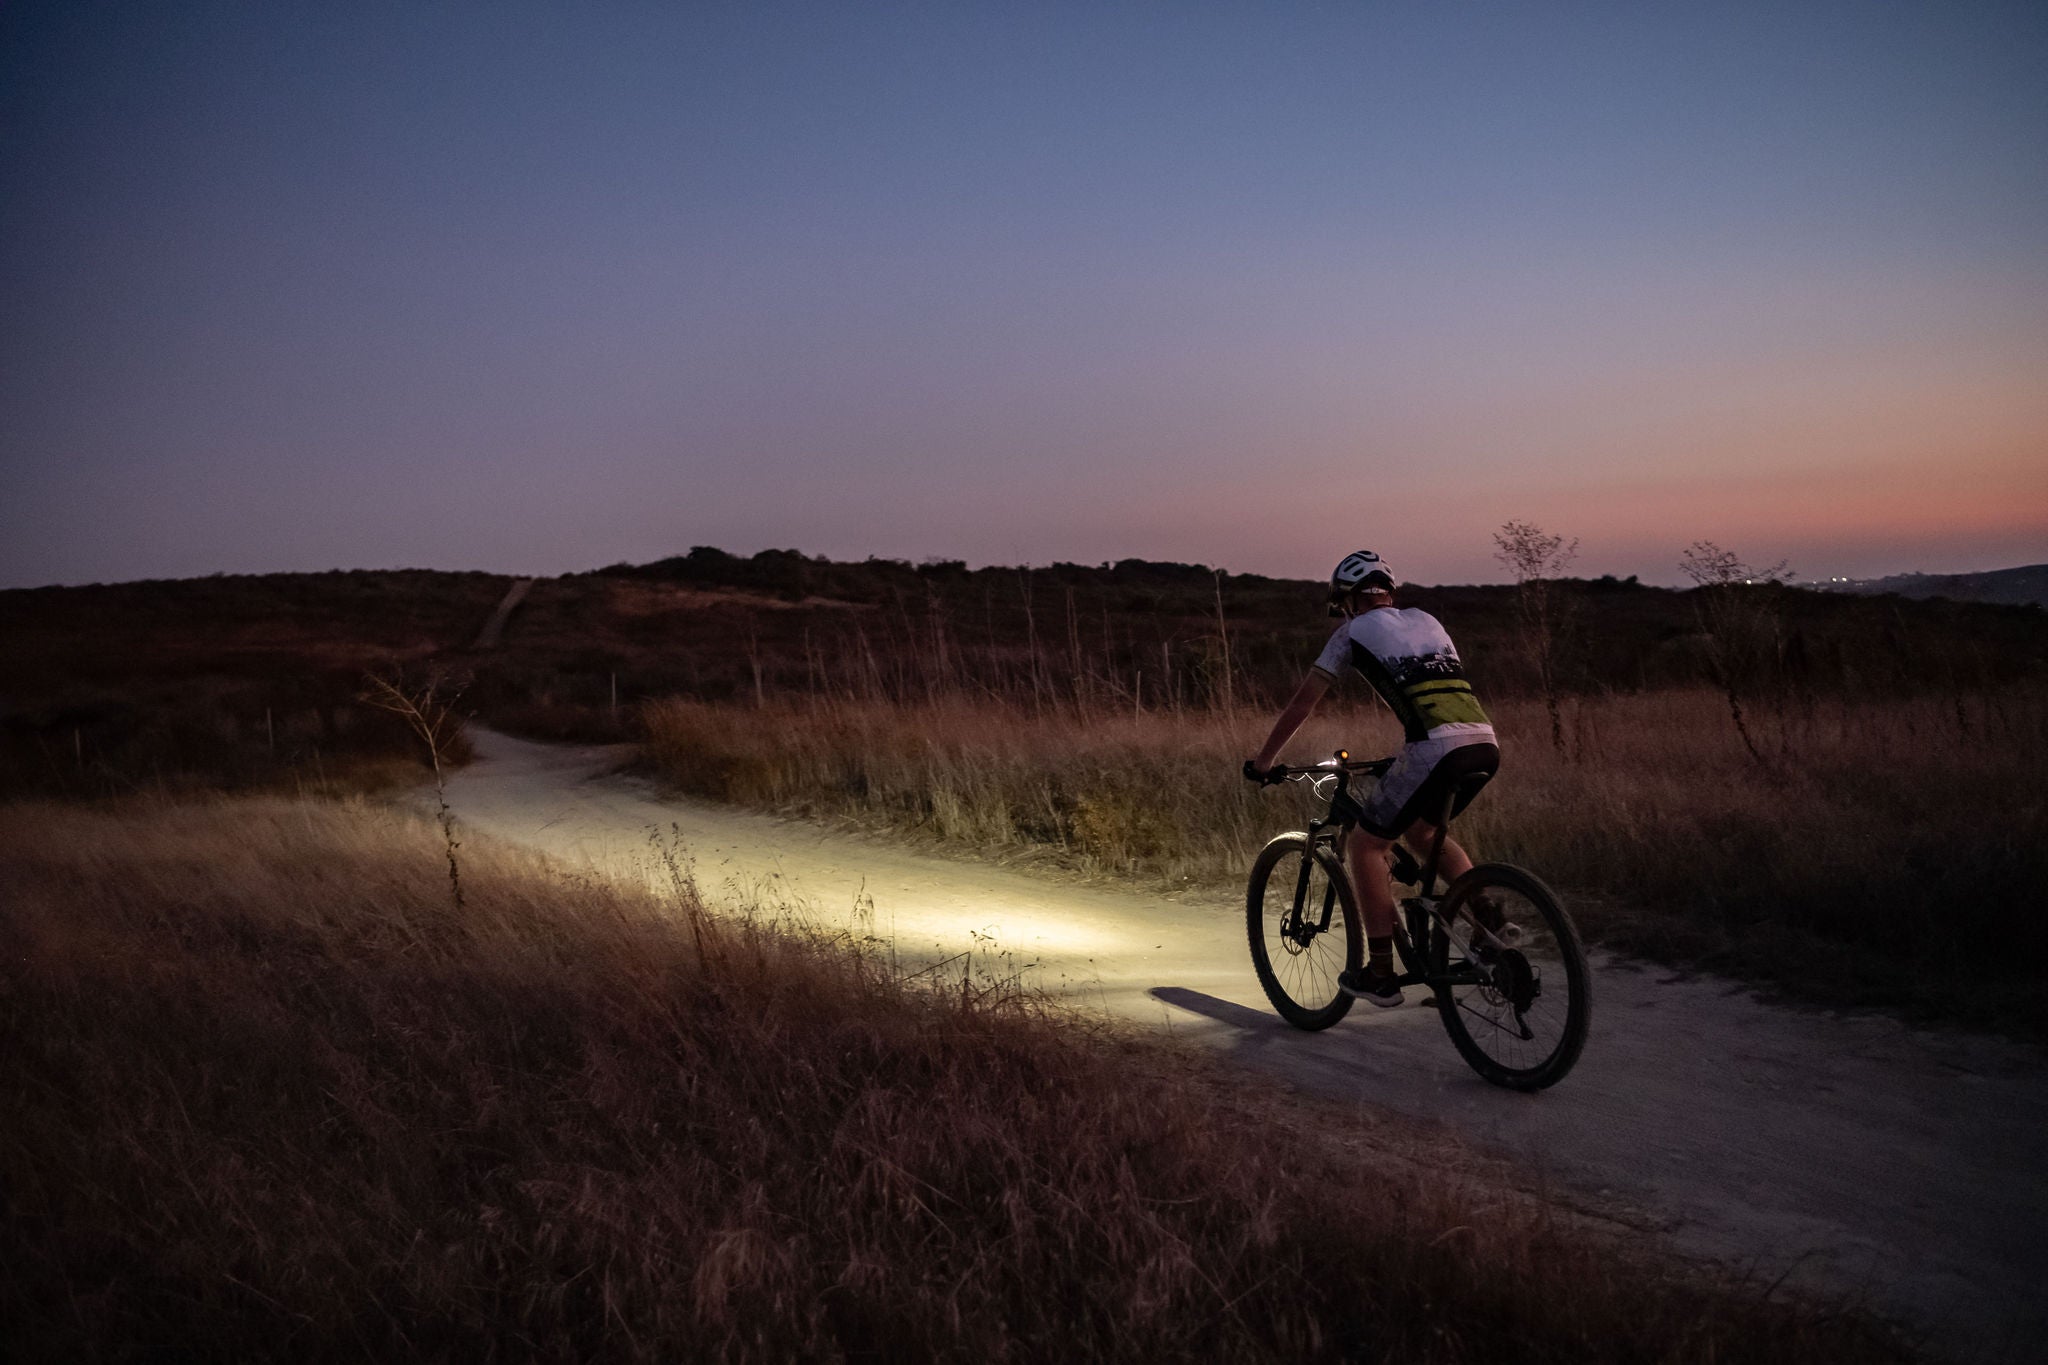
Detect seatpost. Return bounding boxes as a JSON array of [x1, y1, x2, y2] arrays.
[[1416, 783, 1460, 897]]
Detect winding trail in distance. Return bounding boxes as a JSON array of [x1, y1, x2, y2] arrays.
[[437, 727, 2048, 1362]]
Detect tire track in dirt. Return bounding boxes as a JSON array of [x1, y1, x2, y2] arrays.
[[436, 727, 2048, 1362]]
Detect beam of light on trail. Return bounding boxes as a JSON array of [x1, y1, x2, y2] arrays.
[[631, 860, 1135, 962], [942, 903, 1130, 959]]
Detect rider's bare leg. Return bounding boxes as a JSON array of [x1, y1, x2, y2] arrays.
[[1402, 819, 1473, 887], [1345, 830, 1398, 941]]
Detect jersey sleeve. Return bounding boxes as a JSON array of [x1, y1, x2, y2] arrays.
[[1310, 623, 1351, 679]]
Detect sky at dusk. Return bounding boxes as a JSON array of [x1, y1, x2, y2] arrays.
[[4, 0, 2044, 589]]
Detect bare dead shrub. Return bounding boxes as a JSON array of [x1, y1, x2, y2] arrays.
[[1493, 521, 1580, 756], [1678, 542, 1793, 765], [361, 669, 469, 909]]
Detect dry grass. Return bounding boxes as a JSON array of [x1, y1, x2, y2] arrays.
[[1, 798, 1910, 1362], [1456, 686, 2048, 1024], [644, 693, 1313, 882], [643, 684, 2048, 1035]]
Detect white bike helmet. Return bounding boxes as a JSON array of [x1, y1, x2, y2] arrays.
[[1329, 550, 1396, 614]]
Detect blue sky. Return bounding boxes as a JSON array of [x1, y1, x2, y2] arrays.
[[4, 0, 2043, 587]]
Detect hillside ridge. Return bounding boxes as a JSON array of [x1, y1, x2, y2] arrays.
[[1813, 562, 2046, 608]]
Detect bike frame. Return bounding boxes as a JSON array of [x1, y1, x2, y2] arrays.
[[1292, 759, 1489, 994]]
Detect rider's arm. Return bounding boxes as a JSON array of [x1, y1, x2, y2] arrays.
[[1250, 670, 1333, 770]]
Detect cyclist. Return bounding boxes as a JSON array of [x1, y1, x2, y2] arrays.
[[1243, 550, 1500, 1007]]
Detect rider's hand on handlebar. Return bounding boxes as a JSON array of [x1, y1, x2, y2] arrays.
[[1242, 759, 1285, 786]]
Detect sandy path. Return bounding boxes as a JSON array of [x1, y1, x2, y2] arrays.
[[441, 728, 2048, 1361], [471, 577, 535, 648]]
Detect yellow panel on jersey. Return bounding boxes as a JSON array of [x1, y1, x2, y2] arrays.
[[1403, 679, 1490, 728]]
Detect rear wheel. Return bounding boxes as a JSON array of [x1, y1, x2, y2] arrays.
[[1429, 864, 1590, 1090], [1246, 834, 1360, 1030]]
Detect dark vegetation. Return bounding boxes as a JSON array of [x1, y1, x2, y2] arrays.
[[0, 570, 502, 798], [6, 548, 2044, 795], [599, 546, 2048, 709], [1, 798, 1915, 1363]]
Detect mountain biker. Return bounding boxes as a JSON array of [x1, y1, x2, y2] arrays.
[[1243, 550, 1500, 1007]]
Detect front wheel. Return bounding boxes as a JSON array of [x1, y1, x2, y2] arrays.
[[1246, 833, 1360, 1030], [1430, 864, 1590, 1090]]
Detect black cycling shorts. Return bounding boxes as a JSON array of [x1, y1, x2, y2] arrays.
[[1358, 738, 1500, 840]]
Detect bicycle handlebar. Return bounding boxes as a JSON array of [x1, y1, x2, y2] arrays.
[[1244, 754, 1394, 785]]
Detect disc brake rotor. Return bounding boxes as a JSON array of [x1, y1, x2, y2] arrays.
[[1281, 912, 1318, 953]]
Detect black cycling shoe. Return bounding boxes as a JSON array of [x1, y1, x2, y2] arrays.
[[1338, 965, 1403, 1008]]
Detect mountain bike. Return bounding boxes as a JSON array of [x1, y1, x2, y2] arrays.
[[1244, 751, 1590, 1090]]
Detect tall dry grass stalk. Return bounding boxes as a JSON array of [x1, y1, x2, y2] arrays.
[[2, 798, 1908, 1362], [644, 683, 2048, 1034]]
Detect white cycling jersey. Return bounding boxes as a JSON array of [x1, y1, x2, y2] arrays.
[[1312, 607, 1495, 745]]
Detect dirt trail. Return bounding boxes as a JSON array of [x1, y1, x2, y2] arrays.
[[441, 728, 2048, 1361], [471, 577, 535, 648]]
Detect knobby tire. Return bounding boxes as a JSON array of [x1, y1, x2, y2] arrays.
[[1245, 833, 1360, 1031], [1429, 863, 1590, 1090]]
